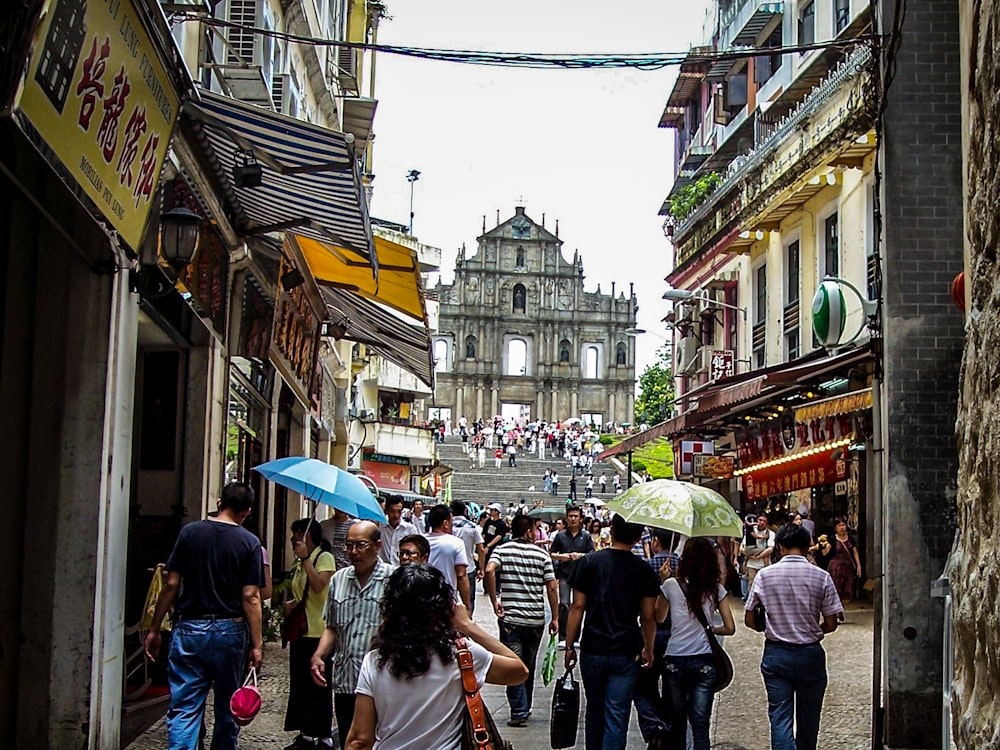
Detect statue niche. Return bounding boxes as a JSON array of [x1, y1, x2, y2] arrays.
[[465, 335, 477, 359], [616, 343, 627, 366], [559, 339, 571, 363], [513, 283, 526, 313]]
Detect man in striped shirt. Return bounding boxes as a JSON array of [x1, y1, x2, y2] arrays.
[[745, 523, 842, 750], [485, 513, 558, 727]]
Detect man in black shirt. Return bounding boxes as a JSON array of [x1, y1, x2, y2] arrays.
[[565, 513, 659, 750], [548, 505, 594, 647], [145, 483, 265, 750], [482, 503, 510, 561]]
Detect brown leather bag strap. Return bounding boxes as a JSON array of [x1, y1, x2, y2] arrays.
[[455, 638, 492, 750]]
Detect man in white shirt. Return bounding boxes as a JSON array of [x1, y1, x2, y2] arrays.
[[741, 513, 775, 591], [450, 501, 486, 614], [377, 495, 417, 566], [408, 498, 426, 534], [425, 504, 471, 610]]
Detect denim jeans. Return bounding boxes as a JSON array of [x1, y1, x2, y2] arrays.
[[760, 641, 828, 750], [499, 620, 544, 720], [580, 652, 641, 750], [663, 653, 716, 750], [167, 619, 248, 750], [633, 628, 670, 742], [557, 578, 572, 639]]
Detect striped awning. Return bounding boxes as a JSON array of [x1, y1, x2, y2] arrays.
[[182, 90, 376, 273], [321, 287, 434, 388]]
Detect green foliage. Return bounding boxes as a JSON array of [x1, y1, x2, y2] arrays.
[[226, 423, 240, 463], [599, 434, 615, 446], [667, 172, 723, 223], [634, 345, 674, 428], [632, 459, 647, 473], [634, 440, 675, 479]]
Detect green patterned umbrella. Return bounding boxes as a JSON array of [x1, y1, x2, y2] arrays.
[[607, 479, 742, 538]]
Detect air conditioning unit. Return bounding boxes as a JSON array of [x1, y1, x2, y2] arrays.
[[695, 347, 715, 375], [346, 448, 363, 471], [675, 336, 701, 375], [215, 0, 273, 108]]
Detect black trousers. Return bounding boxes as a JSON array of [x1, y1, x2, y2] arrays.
[[285, 637, 333, 740], [334, 692, 357, 750]]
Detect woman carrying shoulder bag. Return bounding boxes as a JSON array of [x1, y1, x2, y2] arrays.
[[655, 538, 736, 750], [284, 519, 336, 749], [346, 564, 527, 750]]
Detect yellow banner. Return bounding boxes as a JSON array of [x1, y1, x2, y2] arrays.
[[17, 0, 179, 250]]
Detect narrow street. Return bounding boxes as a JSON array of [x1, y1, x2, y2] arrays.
[[125, 593, 873, 750]]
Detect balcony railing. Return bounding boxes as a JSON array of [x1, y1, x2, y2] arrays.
[[675, 43, 873, 241]]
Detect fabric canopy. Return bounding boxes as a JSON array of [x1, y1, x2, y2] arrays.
[[295, 234, 426, 323], [321, 287, 434, 387], [182, 90, 376, 270]]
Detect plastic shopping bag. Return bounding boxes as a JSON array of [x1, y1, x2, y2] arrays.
[[542, 634, 558, 686]]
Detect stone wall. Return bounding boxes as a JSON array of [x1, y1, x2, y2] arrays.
[[952, 0, 1000, 747]]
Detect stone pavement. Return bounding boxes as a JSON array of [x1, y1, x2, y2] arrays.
[[125, 596, 874, 750]]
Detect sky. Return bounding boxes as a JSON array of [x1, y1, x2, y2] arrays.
[[367, 0, 712, 375]]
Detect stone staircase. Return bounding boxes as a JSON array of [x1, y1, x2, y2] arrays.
[[437, 440, 624, 511]]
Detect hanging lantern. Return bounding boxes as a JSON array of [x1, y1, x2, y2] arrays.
[[812, 280, 847, 347], [951, 271, 966, 312]]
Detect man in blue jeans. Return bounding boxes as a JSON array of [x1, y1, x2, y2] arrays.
[[486, 513, 559, 726], [565, 514, 659, 750], [145, 483, 265, 750], [745, 523, 842, 750]]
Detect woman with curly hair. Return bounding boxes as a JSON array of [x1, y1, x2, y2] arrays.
[[345, 564, 527, 750], [655, 537, 736, 750]]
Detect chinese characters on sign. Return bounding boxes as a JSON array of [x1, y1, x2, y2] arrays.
[[17, 0, 178, 250], [709, 350, 735, 381]]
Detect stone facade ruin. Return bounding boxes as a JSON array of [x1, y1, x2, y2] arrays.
[[431, 207, 637, 425]]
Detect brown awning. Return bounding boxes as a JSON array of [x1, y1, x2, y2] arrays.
[[598, 413, 689, 460]]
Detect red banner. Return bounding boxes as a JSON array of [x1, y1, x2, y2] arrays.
[[742, 450, 848, 501], [362, 461, 410, 491]]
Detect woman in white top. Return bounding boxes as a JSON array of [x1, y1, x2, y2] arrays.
[[655, 537, 736, 750], [346, 564, 527, 750]]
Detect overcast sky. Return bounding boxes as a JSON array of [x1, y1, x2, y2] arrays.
[[368, 0, 711, 374]]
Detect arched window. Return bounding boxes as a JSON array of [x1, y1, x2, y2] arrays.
[[559, 340, 571, 363], [506, 339, 527, 375], [515, 247, 525, 268], [585, 346, 599, 379], [513, 283, 526, 313], [434, 339, 449, 372], [616, 343, 627, 366], [465, 335, 477, 359]]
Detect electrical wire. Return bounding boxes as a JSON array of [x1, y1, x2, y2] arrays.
[[175, 14, 875, 71]]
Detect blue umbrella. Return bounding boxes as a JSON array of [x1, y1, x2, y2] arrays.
[[254, 457, 386, 523]]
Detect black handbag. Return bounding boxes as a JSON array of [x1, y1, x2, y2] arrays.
[[752, 601, 767, 632], [550, 668, 580, 749], [456, 638, 513, 750], [281, 552, 316, 648]]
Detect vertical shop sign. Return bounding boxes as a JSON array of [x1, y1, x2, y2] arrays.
[[15, 0, 179, 250]]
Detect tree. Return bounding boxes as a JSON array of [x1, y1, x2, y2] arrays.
[[634, 345, 674, 426]]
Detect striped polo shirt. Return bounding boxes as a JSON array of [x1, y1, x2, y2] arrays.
[[745, 554, 842, 644], [491, 538, 556, 627]]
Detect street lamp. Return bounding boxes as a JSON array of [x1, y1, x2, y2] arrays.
[[406, 169, 421, 234], [662, 288, 747, 319]]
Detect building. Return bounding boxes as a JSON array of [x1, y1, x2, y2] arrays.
[[432, 207, 638, 427]]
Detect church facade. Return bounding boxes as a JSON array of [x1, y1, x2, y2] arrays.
[[431, 207, 638, 426]]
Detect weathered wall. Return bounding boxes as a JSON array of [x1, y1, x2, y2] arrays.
[[952, 1, 1000, 747], [879, 0, 964, 745]]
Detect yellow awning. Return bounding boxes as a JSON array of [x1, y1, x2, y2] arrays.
[[293, 234, 426, 322]]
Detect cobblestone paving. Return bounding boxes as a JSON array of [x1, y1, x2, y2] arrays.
[[125, 599, 873, 750]]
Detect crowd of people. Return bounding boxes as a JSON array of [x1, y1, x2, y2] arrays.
[[142, 480, 854, 750]]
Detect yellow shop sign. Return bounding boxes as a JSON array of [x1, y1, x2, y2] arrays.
[[15, 0, 179, 251]]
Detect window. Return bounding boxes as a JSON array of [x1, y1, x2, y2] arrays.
[[785, 329, 800, 360], [725, 286, 739, 359], [506, 339, 527, 376], [754, 26, 784, 84], [866, 182, 878, 300], [515, 247, 525, 269], [834, 0, 850, 32], [798, 0, 815, 49], [754, 264, 767, 325], [512, 283, 526, 313], [559, 340, 571, 363], [786, 240, 800, 305], [584, 346, 599, 379], [433, 340, 448, 372], [823, 213, 840, 278], [465, 336, 476, 359], [726, 71, 748, 113]]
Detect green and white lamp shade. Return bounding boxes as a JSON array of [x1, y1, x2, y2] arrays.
[[812, 280, 848, 347]]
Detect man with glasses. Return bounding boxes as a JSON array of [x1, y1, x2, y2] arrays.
[[398, 534, 430, 564], [310, 521, 392, 750]]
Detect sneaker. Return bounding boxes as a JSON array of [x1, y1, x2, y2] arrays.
[[557, 640, 567, 650], [507, 716, 528, 727]]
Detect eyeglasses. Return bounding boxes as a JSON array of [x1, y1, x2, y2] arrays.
[[343, 541, 373, 551], [399, 548, 421, 559]]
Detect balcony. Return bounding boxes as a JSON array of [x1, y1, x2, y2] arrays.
[[719, 1, 784, 49], [371, 421, 436, 462]]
